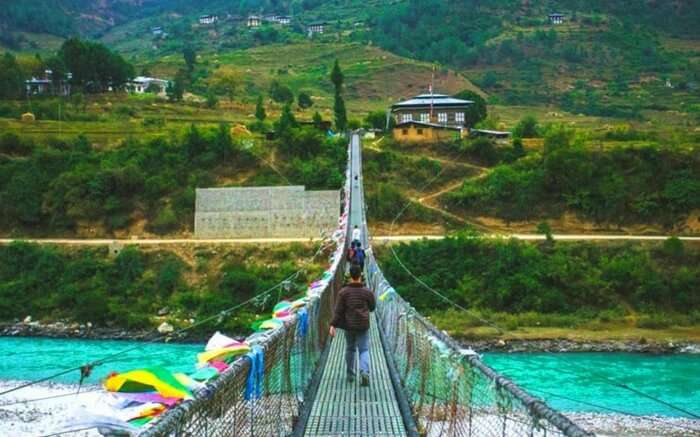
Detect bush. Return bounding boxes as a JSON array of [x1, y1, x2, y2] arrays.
[[150, 205, 179, 234], [269, 81, 294, 104], [513, 115, 540, 138], [0, 132, 33, 155], [113, 104, 137, 119], [636, 314, 672, 329], [142, 116, 166, 127]]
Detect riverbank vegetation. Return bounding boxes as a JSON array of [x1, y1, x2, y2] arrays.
[[0, 241, 325, 335], [378, 235, 700, 341]]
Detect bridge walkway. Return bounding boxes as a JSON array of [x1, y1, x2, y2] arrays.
[[303, 133, 407, 436]]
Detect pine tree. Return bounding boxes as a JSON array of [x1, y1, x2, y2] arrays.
[[255, 95, 266, 121], [334, 92, 347, 132], [330, 59, 344, 91], [276, 103, 297, 135], [330, 59, 347, 131]]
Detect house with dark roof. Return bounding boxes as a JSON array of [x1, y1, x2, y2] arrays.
[[548, 13, 564, 24], [307, 21, 327, 36], [391, 93, 473, 127], [390, 92, 473, 142]]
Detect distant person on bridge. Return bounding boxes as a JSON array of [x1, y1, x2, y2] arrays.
[[352, 225, 361, 246], [329, 264, 375, 387]]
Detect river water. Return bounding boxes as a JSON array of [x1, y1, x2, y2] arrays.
[[483, 352, 700, 418], [0, 337, 698, 435]]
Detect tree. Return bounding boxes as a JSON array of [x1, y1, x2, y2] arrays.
[[210, 66, 241, 102], [513, 115, 539, 138], [275, 103, 297, 136], [205, 90, 219, 108], [364, 110, 389, 130], [454, 90, 487, 127], [255, 95, 266, 121], [167, 70, 186, 102], [297, 91, 313, 109], [334, 93, 347, 132], [269, 80, 294, 104], [330, 59, 344, 91], [330, 60, 347, 131], [183, 46, 196, 72], [312, 111, 324, 129], [0, 53, 25, 99], [58, 38, 133, 92]]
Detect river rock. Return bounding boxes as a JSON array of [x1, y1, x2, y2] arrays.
[[157, 322, 174, 334], [157, 307, 170, 316], [23, 316, 32, 324]]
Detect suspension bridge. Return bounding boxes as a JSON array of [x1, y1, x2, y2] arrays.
[[139, 134, 592, 436]]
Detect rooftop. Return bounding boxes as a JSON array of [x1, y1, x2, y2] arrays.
[[392, 93, 473, 109]]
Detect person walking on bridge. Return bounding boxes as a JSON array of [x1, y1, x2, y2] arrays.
[[329, 264, 375, 386]]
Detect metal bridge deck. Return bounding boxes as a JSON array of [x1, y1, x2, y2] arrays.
[[303, 314, 407, 436]]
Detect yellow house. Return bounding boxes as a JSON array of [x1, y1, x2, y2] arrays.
[[393, 121, 466, 143]]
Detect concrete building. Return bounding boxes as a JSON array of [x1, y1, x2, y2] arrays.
[[247, 15, 262, 27], [393, 121, 465, 143], [151, 26, 164, 36], [549, 13, 564, 24], [307, 22, 327, 36], [129, 76, 170, 95], [391, 93, 473, 128], [25, 70, 72, 96], [199, 14, 219, 25]]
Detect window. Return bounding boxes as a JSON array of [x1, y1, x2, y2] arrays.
[[400, 113, 413, 123], [417, 128, 423, 135], [438, 112, 448, 123], [455, 112, 465, 124], [420, 113, 429, 122], [402, 129, 408, 135]]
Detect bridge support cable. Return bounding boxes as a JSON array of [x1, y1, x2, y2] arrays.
[[353, 133, 592, 437]]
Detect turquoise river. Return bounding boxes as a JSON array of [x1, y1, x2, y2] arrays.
[[0, 337, 698, 418]]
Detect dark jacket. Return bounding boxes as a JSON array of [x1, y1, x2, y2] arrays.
[[331, 283, 376, 331]]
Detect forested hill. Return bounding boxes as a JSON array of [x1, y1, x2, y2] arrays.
[[2, 0, 698, 111], [4, 0, 698, 41]]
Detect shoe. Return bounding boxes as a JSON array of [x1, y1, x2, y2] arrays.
[[360, 373, 369, 387], [347, 373, 355, 383]]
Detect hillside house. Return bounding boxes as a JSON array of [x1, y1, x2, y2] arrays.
[[247, 15, 262, 27], [307, 22, 327, 36], [264, 15, 291, 25], [391, 93, 473, 128], [199, 14, 219, 25], [25, 70, 72, 96], [548, 13, 564, 24], [393, 121, 466, 143], [151, 26, 163, 36], [129, 76, 170, 95]]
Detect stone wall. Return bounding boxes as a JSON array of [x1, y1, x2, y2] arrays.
[[194, 186, 339, 238]]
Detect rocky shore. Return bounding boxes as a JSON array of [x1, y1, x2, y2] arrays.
[[465, 338, 700, 354], [0, 318, 210, 343], [3, 319, 699, 354]]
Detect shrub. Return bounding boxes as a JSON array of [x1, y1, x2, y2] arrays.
[[150, 205, 179, 234]]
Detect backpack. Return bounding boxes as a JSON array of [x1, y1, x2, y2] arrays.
[[355, 248, 365, 265]]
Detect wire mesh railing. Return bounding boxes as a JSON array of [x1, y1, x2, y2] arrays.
[[364, 255, 592, 437], [139, 145, 353, 437], [351, 131, 591, 437]]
